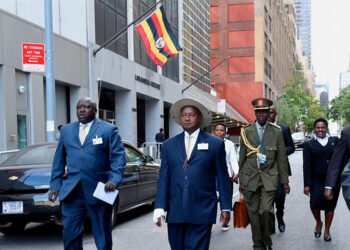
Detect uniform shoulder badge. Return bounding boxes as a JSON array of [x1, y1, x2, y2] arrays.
[[243, 123, 253, 128], [269, 122, 280, 128]]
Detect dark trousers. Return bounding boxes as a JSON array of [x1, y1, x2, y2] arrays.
[[167, 223, 212, 250], [274, 178, 286, 223], [274, 193, 286, 222], [242, 179, 275, 249], [61, 183, 113, 250]]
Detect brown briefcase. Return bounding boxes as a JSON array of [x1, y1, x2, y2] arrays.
[[233, 196, 249, 228]]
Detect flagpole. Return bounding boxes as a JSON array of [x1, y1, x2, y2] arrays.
[[182, 55, 231, 94], [93, 0, 164, 56]]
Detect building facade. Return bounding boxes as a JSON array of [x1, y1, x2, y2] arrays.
[[294, 0, 311, 70], [339, 57, 350, 91], [315, 83, 329, 108], [210, 0, 297, 122], [0, 0, 246, 151]]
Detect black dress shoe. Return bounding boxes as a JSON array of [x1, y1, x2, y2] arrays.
[[314, 231, 321, 238], [278, 221, 285, 233], [314, 222, 323, 238], [324, 235, 332, 242]]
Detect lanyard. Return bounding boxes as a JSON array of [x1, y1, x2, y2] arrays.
[[255, 125, 265, 152]]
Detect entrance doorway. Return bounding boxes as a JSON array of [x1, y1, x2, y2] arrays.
[[17, 114, 27, 149], [137, 98, 145, 147], [99, 88, 116, 124]]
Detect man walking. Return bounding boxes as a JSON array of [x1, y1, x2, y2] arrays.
[[268, 107, 295, 233], [153, 98, 231, 249], [155, 128, 165, 142], [214, 123, 239, 231], [239, 98, 290, 250], [324, 126, 350, 201], [49, 97, 126, 250]]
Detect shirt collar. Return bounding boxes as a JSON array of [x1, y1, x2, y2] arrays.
[[255, 121, 267, 130], [80, 119, 94, 128], [315, 133, 329, 141], [184, 128, 200, 138]]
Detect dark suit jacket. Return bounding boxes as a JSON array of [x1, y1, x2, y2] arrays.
[[155, 130, 232, 225], [303, 136, 339, 187], [277, 123, 295, 176], [326, 126, 350, 188], [50, 119, 126, 204]]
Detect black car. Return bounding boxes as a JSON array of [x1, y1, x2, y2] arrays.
[[0, 141, 160, 235]]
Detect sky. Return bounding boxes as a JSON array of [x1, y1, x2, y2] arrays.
[[312, 0, 350, 99]]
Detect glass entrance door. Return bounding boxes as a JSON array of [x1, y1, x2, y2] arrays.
[[17, 115, 27, 149]]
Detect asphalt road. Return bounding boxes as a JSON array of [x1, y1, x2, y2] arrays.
[[1, 150, 350, 250]]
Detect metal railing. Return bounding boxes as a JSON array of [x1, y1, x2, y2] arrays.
[[139, 142, 163, 163], [0, 149, 20, 165]]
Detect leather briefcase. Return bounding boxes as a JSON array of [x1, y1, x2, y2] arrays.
[[233, 196, 249, 228]]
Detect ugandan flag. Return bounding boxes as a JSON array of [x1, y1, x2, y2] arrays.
[[136, 6, 182, 67]]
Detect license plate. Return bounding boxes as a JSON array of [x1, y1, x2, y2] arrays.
[[2, 201, 23, 214]]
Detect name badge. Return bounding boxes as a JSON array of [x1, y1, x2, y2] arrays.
[[198, 143, 208, 150], [93, 136, 103, 145], [257, 153, 266, 164]]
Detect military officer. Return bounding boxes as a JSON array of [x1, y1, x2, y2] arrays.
[[239, 98, 290, 250]]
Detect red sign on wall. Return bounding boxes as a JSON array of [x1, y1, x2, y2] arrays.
[[22, 43, 45, 72]]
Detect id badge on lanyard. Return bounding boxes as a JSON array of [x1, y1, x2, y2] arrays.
[[256, 126, 266, 165]]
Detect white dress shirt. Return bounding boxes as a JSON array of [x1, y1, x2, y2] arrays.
[[224, 138, 239, 177], [184, 128, 200, 159], [315, 135, 329, 146]]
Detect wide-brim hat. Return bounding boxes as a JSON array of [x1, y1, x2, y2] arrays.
[[251, 98, 273, 110], [170, 98, 212, 128]]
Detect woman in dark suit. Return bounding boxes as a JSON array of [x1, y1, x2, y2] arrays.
[[303, 118, 340, 242]]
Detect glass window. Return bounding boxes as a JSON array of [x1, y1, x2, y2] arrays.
[[124, 145, 144, 164], [133, 0, 157, 72], [95, 0, 128, 58], [2, 144, 57, 166], [162, 0, 179, 82], [17, 115, 27, 149], [264, 58, 271, 79]]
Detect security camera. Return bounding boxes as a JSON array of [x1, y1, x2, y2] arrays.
[[18, 85, 26, 94]]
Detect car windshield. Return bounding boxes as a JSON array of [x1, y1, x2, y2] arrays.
[[1, 144, 57, 166], [292, 132, 305, 140]]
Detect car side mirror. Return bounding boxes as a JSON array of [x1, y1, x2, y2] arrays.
[[144, 155, 154, 163]]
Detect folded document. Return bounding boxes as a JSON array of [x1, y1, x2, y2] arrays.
[[93, 182, 119, 205]]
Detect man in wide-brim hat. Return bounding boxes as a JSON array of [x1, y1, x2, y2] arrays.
[[153, 98, 232, 250]]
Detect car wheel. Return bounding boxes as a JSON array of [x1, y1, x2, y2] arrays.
[[0, 222, 27, 236], [111, 197, 119, 228]]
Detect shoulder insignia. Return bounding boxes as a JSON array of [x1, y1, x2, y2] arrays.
[[243, 123, 253, 128], [269, 122, 281, 128]]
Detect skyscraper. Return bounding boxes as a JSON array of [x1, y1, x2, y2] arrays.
[[339, 54, 350, 91], [210, 0, 297, 122], [294, 0, 312, 70]]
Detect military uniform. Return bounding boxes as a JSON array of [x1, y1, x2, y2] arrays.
[[238, 98, 289, 250]]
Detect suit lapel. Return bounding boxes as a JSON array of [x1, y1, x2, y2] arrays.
[[176, 132, 187, 160], [83, 119, 100, 146], [188, 130, 207, 161], [262, 124, 273, 153], [74, 122, 81, 146], [247, 123, 259, 148]]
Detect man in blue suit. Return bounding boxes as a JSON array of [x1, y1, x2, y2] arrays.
[[153, 98, 232, 249], [49, 97, 126, 250]]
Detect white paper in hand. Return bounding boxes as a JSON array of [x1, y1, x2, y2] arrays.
[[93, 182, 119, 205]]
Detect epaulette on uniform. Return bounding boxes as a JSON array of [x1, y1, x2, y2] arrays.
[[243, 123, 253, 128], [269, 122, 281, 129]]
